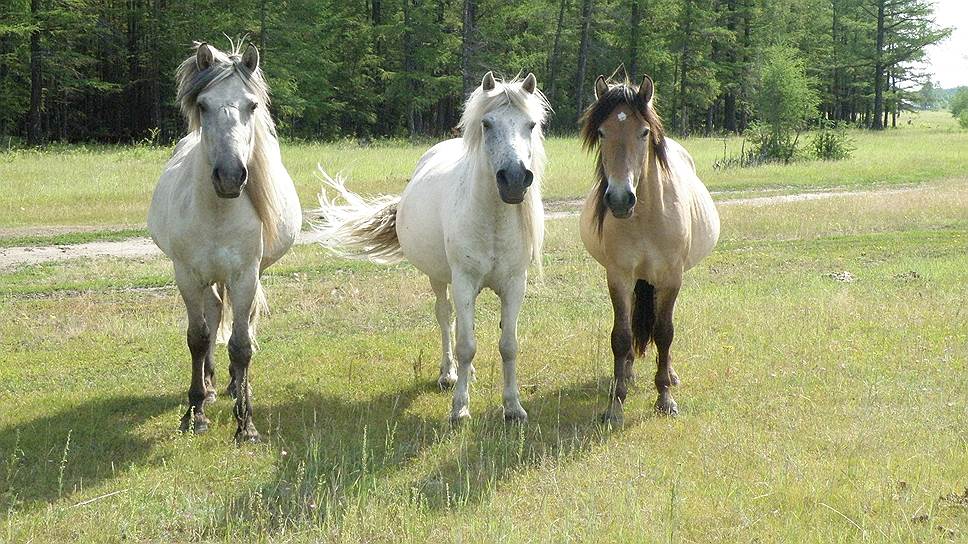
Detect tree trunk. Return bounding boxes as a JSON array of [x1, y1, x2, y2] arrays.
[[575, 0, 594, 119], [547, 0, 568, 101], [260, 0, 267, 52], [628, 0, 640, 79], [404, 0, 416, 134], [28, 0, 43, 145], [872, 0, 885, 130], [461, 0, 477, 96]]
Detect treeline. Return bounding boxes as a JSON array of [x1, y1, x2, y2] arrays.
[[0, 0, 949, 144]]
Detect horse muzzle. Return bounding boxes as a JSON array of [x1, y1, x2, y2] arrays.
[[496, 164, 534, 204], [212, 164, 248, 199], [605, 189, 636, 219]]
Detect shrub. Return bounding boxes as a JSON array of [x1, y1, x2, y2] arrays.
[[811, 121, 854, 161], [950, 88, 968, 117], [960, 110, 968, 129]]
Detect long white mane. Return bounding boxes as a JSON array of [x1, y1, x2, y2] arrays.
[[174, 40, 286, 247], [458, 76, 551, 271]]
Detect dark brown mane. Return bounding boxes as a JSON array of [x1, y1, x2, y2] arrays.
[[579, 79, 670, 234]]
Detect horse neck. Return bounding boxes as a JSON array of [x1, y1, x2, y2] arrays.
[[635, 141, 666, 212]]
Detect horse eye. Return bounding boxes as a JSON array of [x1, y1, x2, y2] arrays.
[[198, 103, 208, 113], [527, 122, 536, 131], [250, 102, 259, 112], [640, 128, 650, 139], [597, 128, 605, 138], [482, 120, 492, 130]]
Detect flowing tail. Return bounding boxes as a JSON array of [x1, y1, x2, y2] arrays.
[[214, 280, 268, 350], [309, 168, 404, 264], [631, 280, 656, 356]]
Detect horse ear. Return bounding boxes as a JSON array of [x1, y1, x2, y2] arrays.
[[639, 74, 655, 103], [196, 43, 214, 71], [521, 73, 537, 94], [242, 43, 260, 72], [482, 71, 496, 92], [594, 75, 608, 100]]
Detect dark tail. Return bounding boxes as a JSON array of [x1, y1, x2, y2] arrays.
[[631, 280, 656, 356]]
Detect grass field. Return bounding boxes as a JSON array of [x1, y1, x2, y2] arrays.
[[1, 172, 967, 541], [1, 111, 967, 230], [1, 110, 967, 541]]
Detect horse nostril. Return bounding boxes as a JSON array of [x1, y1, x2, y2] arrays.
[[626, 193, 636, 208], [496, 169, 508, 185], [212, 167, 221, 182], [239, 167, 248, 184], [523, 170, 534, 187]]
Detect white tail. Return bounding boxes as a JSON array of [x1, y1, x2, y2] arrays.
[[215, 280, 268, 349], [310, 168, 404, 264]]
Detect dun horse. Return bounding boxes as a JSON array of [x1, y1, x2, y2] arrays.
[[148, 42, 302, 441], [314, 72, 549, 423], [579, 75, 720, 423]]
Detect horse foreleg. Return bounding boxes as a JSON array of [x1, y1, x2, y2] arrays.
[[431, 280, 457, 389], [498, 275, 528, 423], [653, 287, 681, 416], [603, 273, 634, 425], [449, 274, 479, 424], [228, 269, 261, 443], [175, 270, 211, 434]]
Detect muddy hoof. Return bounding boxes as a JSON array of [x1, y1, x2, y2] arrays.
[[235, 427, 261, 444], [437, 372, 457, 390], [179, 415, 210, 434], [503, 407, 528, 424], [600, 411, 623, 427], [449, 407, 471, 426], [654, 397, 679, 416]]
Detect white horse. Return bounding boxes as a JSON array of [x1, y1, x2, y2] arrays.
[[148, 42, 302, 442], [313, 72, 549, 423]]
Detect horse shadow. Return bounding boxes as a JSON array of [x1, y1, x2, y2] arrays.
[[204, 374, 639, 533], [0, 393, 178, 512]]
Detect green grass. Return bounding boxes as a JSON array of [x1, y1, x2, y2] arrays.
[[1, 185, 966, 542], [1, 111, 966, 230]]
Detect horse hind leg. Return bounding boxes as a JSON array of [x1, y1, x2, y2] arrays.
[[431, 280, 458, 389], [653, 287, 681, 416], [202, 284, 223, 403], [498, 276, 528, 423]]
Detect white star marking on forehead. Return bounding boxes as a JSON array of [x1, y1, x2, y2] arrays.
[[617, 112, 628, 122]]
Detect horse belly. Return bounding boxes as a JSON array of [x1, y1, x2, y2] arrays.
[[397, 179, 451, 284]]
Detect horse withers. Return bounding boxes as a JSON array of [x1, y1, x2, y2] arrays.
[[313, 72, 549, 424], [148, 42, 302, 442], [579, 75, 720, 424]]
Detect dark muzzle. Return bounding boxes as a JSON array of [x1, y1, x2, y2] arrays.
[[496, 161, 534, 204], [604, 187, 636, 218], [212, 160, 248, 199]]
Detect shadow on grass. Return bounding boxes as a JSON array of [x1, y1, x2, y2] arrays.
[[200, 376, 634, 536], [0, 393, 177, 513]]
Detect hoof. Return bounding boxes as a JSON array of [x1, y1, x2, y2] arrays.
[[503, 407, 528, 424], [600, 411, 623, 427], [654, 396, 679, 416], [437, 372, 457, 390], [449, 407, 471, 426], [235, 427, 261, 444], [179, 415, 210, 434]]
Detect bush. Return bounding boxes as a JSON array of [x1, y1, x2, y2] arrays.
[[960, 110, 968, 129], [950, 88, 968, 117], [810, 121, 854, 161]]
